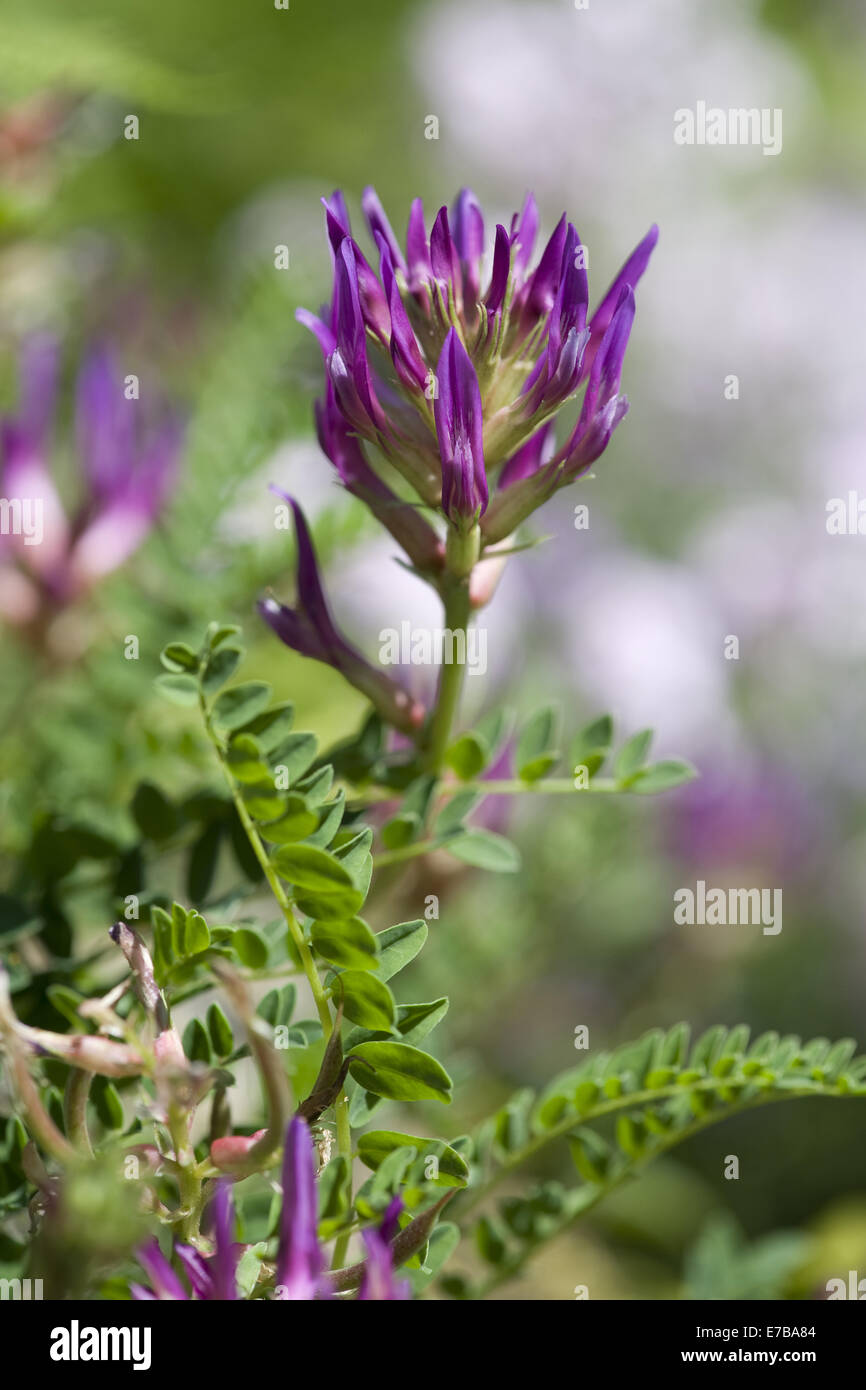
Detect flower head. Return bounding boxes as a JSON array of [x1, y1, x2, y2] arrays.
[[296, 187, 655, 554]]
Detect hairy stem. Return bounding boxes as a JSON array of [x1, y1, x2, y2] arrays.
[[423, 579, 472, 773]]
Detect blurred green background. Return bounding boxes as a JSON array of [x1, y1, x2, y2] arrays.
[[2, 0, 866, 1299]]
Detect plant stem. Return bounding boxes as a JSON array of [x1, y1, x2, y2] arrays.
[[203, 699, 331, 1036], [373, 837, 439, 869], [63, 1069, 93, 1155], [201, 693, 355, 1266], [423, 579, 472, 773]]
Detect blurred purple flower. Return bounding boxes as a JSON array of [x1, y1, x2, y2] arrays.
[[359, 1195, 410, 1301], [0, 338, 181, 627], [131, 1181, 238, 1302], [132, 1117, 409, 1302]]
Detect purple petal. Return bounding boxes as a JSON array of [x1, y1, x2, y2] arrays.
[[207, 1181, 239, 1300], [296, 307, 336, 360], [274, 490, 342, 650], [135, 1238, 188, 1300], [524, 213, 567, 319], [358, 1228, 410, 1302], [322, 191, 352, 259], [75, 347, 134, 498], [362, 186, 406, 273], [175, 1245, 214, 1301], [510, 192, 539, 279], [378, 236, 428, 391], [548, 223, 589, 365], [499, 422, 556, 488], [406, 197, 432, 293], [379, 1194, 403, 1245], [19, 334, 59, 445], [451, 187, 485, 303], [434, 328, 487, 523], [430, 206, 461, 299], [485, 224, 511, 314], [274, 1117, 324, 1301], [561, 287, 635, 472], [587, 224, 658, 366]]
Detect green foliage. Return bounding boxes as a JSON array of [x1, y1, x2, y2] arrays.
[[445, 1024, 866, 1297]]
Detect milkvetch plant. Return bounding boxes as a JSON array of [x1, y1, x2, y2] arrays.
[[1, 191, 865, 1302]]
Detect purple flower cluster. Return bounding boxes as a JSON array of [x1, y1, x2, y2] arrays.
[[260, 188, 655, 706], [0, 338, 181, 628], [132, 1117, 407, 1302], [299, 186, 654, 543]]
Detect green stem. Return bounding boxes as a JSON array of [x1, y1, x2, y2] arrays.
[[203, 697, 331, 1036], [330, 1096, 353, 1270], [201, 692, 355, 1264], [167, 1104, 202, 1241], [63, 1069, 93, 1155], [373, 837, 439, 870], [423, 580, 472, 773]]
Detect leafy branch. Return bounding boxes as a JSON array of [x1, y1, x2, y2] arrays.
[[445, 1023, 866, 1297]]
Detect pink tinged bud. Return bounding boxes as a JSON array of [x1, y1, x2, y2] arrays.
[[210, 1130, 267, 1172], [0, 424, 70, 574]]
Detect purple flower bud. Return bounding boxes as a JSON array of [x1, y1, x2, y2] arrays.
[[558, 284, 635, 476], [522, 212, 567, 322], [358, 1197, 411, 1301], [584, 223, 658, 376], [406, 196, 432, 295], [485, 224, 511, 315], [274, 1117, 325, 1301], [377, 236, 428, 392], [499, 421, 556, 488], [259, 494, 426, 733], [434, 328, 488, 525], [430, 205, 462, 307], [451, 187, 485, 305], [362, 185, 406, 275], [510, 192, 540, 278]]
